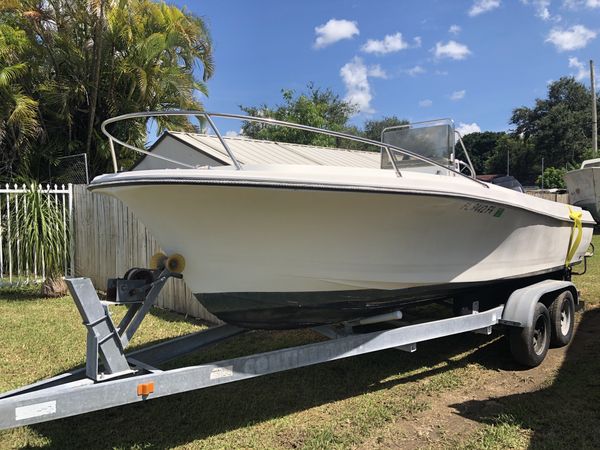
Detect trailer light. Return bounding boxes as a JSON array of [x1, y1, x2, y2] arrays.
[[137, 382, 154, 396]]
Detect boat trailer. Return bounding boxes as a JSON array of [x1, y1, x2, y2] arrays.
[[0, 266, 581, 430]]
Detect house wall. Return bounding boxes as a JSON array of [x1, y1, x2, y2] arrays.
[[134, 135, 224, 170]]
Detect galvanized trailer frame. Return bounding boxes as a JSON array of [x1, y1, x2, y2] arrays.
[[0, 270, 578, 431]]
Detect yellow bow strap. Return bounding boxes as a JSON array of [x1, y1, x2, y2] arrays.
[[565, 207, 583, 268]]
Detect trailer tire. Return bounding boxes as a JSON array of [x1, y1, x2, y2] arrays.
[[509, 302, 550, 367], [549, 290, 575, 348]]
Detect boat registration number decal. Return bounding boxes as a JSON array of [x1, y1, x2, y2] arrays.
[[210, 365, 234, 380], [461, 202, 505, 218]]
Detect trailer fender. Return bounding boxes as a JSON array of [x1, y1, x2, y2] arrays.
[[501, 279, 577, 328]]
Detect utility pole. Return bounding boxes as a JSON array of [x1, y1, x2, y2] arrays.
[[507, 149, 510, 176], [541, 157, 545, 189], [591, 60, 598, 156]]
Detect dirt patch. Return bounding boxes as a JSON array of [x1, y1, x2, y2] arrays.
[[357, 306, 600, 449]]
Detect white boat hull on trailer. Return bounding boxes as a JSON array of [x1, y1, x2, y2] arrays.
[[90, 164, 594, 329]]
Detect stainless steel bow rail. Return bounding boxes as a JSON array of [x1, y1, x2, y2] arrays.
[[100, 111, 489, 188], [0, 268, 580, 430]]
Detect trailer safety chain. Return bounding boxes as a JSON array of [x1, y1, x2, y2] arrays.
[[565, 206, 583, 268]]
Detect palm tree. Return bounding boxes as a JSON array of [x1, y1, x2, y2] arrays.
[[0, 23, 40, 180], [0, 0, 215, 180], [85, 0, 107, 160]]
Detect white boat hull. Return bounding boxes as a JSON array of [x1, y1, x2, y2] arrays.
[[90, 166, 594, 328]]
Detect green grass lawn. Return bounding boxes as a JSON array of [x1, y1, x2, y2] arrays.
[[0, 235, 599, 449]]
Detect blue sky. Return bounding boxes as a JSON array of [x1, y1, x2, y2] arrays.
[[171, 0, 600, 136]]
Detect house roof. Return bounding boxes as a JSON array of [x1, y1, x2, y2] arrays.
[[155, 131, 381, 168]]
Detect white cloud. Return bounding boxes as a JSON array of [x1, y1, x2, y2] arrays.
[[564, 0, 600, 9], [546, 25, 597, 51], [469, 0, 501, 16], [340, 57, 375, 113], [450, 89, 466, 100], [524, 0, 549, 20], [534, 0, 551, 19], [406, 65, 426, 76], [314, 19, 359, 48], [362, 32, 410, 54], [419, 99, 433, 107], [449, 25, 462, 35], [433, 40, 472, 60], [521, 0, 560, 21], [225, 130, 239, 137], [456, 122, 481, 136], [413, 36, 422, 47], [569, 56, 588, 80], [435, 70, 449, 75], [367, 64, 388, 79]]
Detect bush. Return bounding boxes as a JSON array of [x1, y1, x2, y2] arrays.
[[536, 167, 566, 189], [14, 182, 69, 296]]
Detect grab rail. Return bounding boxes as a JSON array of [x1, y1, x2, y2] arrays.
[[100, 111, 489, 188], [454, 130, 476, 178]]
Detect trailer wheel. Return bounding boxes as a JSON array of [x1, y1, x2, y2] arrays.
[[509, 302, 550, 367], [549, 290, 575, 347]]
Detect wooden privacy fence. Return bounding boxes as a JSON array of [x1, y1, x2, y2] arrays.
[[72, 185, 219, 323], [0, 184, 73, 286], [525, 191, 569, 203]]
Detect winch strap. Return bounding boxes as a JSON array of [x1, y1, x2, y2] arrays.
[[565, 207, 583, 267]]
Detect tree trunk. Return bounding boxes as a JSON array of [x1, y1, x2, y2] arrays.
[[85, 0, 105, 160]]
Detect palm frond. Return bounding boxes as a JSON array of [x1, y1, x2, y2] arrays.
[[0, 63, 27, 87], [7, 91, 40, 138]]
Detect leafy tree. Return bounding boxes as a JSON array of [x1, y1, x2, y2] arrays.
[[240, 84, 358, 148], [0, 0, 214, 180], [363, 116, 408, 142], [484, 135, 538, 184], [510, 77, 596, 169], [461, 131, 506, 174], [536, 167, 566, 189], [240, 86, 412, 153]]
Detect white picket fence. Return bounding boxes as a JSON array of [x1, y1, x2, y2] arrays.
[[0, 183, 73, 286]]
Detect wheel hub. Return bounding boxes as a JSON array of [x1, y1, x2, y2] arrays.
[[533, 317, 547, 354], [560, 305, 571, 335]]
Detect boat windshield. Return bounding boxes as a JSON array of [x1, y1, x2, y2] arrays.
[[380, 120, 454, 170]]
